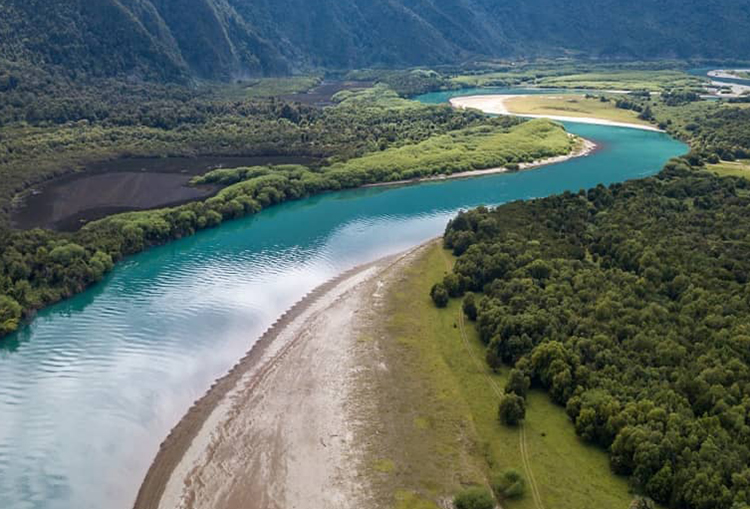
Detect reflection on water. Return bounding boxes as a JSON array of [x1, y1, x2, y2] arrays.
[[0, 112, 686, 509]]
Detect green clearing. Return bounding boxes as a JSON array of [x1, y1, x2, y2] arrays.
[[449, 68, 704, 92], [709, 159, 750, 179], [364, 242, 638, 509], [324, 118, 575, 182], [220, 75, 322, 99], [534, 71, 703, 92], [450, 71, 540, 89], [332, 83, 422, 109], [504, 95, 654, 126]]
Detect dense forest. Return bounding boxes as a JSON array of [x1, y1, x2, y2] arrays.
[[434, 160, 750, 509], [2, 0, 750, 82]]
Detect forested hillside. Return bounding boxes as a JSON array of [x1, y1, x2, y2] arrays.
[[2, 0, 750, 82], [436, 161, 750, 509]]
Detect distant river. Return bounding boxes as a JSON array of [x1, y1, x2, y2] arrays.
[[688, 67, 750, 88], [0, 89, 687, 509]]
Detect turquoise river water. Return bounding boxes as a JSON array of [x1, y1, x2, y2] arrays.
[[0, 90, 686, 509]]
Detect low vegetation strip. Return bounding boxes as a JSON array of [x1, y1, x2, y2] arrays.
[[446, 247, 545, 509], [504, 95, 654, 127], [434, 159, 750, 509]]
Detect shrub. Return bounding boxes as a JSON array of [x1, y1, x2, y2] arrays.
[[629, 497, 655, 509], [0, 295, 23, 335], [462, 292, 478, 320], [491, 468, 527, 500], [498, 394, 526, 426], [504, 369, 531, 398], [431, 282, 449, 308], [453, 486, 495, 509]]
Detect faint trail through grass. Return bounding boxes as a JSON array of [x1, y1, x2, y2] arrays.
[[440, 248, 544, 509]]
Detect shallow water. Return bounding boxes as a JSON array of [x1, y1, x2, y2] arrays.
[[0, 93, 687, 509]]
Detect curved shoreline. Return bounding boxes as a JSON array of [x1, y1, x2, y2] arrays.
[[131, 243, 432, 509], [450, 94, 665, 132], [362, 134, 597, 189]]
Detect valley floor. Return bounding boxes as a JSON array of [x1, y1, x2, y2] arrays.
[[135, 241, 639, 509]]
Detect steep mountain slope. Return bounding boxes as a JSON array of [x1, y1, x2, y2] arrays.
[[1, 0, 749, 81]]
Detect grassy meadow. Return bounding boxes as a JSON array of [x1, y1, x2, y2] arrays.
[[709, 159, 750, 179], [504, 95, 654, 126], [534, 71, 704, 92], [450, 68, 705, 92], [362, 242, 640, 509], [325, 118, 575, 182]]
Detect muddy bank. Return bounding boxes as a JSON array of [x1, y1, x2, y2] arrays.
[[11, 155, 317, 231]]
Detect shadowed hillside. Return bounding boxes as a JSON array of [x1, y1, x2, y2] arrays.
[[2, 0, 750, 81]]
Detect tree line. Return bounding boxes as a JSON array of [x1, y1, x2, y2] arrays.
[[433, 159, 750, 509]]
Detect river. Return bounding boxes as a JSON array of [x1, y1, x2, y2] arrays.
[[0, 90, 687, 509]]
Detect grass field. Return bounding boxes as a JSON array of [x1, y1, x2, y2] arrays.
[[450, 69, 704, 92], [535, 71, 704, 92], [709, 159, 750, 179], [326, 118, 575, 182], [364, 242, 639, 509], [504, 95, 654, 126], [218, 75, 322, 99]]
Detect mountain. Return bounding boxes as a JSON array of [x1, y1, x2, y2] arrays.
[[1, 0, 750, 82]]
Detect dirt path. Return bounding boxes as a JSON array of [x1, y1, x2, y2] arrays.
[[440, 249, 544, 509], [133, 246, 430, 509]]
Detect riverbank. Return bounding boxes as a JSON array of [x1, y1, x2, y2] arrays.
[[708, 69, 750, 81], [451, 95, 665, 132], [132, 244, 432, 509], [134, 240, 645, 509], [363, 134, 597, 189], [0, 93, 689, 509]]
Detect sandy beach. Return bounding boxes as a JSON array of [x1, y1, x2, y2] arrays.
[[450, 95, 666, 132], [133, 245, 431, 509], [706, 71, 750, 97]]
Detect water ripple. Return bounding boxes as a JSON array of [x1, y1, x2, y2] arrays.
[[0, 123, 687, 509]]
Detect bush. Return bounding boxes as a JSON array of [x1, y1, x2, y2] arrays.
[[453, 486, 495, 509], [444, 273, 463, 297], [463, 292, 478, 320], [498, 394, 526, 426], [431, 282, 449, 308], [629, 497, 655, 509], [491, 468, 527, 500], [504, 369, 530, 398], [0, 295, 22, 335]]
